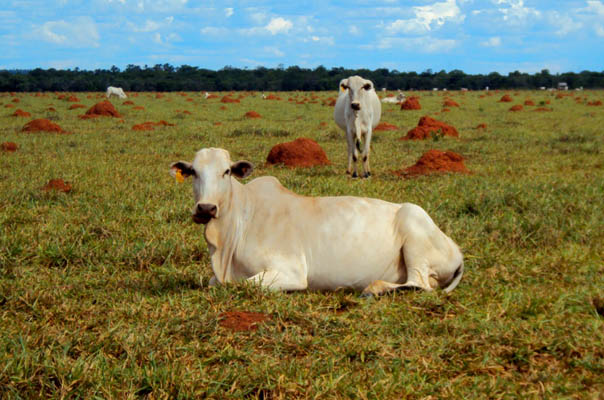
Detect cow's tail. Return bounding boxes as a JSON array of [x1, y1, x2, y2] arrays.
[[443, 260, 464, 293]]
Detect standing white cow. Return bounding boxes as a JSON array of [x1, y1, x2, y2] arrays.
[[106, 86, 127, 99], [170, 147, 464, 296], [334, 76, 381, 178]]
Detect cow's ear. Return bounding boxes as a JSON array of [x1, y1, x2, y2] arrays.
[[231, 160, 254, 179], [170, 161, 195, 180]]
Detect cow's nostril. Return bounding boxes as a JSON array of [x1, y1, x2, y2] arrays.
[[197, 203, 217, 217], [351, 103, 361, 110]]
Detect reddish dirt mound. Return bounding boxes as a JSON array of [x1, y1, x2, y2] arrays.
[[155, 93, 164, 99], [475, 123, 487, 130], [524, 99, 535, 106], [11, 98, 20, 103], [47, 107, 56, 112], [374, 122, 398, 131], [318, 122, 328, 128], [267, 138, 331, 168], [442, 108, 451, 112], [132, 120, 175, 131], [509, 105, 523, 112], [1, 142, 18, 152], [80, 100, 122, 119], [443, 99, 459, 107], [4, 104, 15, 108], [68, 104, 86, 110], [213, 122, 222, 126], [219, 311, 269, 331], [323, 97, 336, 107], [12, 109, 31, 117], [265, 94, 281, 100], [401, 116, 459, 140], [499, 94, 513, 102], [123, 100, 134, 105], [534, 107, 553, 112], [221, 96, 240, 103], [401, 96, 421, 110], [219, 106, 227, 110], [41, 178, 72, 193], [396, 150, 469, 177], [206, 94, 220, 99], [244, 111, 262, 118], [22, 119, 65, 133], [66, 95, 79, 102], [587, 100, 603, 106], [133, 106, 145, 110]]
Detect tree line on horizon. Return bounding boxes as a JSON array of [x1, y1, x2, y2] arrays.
[[1, 64, 604, 92]]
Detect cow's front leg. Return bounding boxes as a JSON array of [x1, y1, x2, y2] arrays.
[[361, 280, 424, 297], [247, 269, 308, 292], [361, 128, 372, 178], [208, 276, 219, 287], [346, 127, 356, 177]]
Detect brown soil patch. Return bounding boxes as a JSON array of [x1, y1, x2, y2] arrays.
[[133, 106, 145, 110], [401, 96, 421, 110], [12, 109, 31, 117], [5, 104, 15, 108], [443, 99, 459, 107], [80, 100, 122, 119], [442, 108, 451, 112], [42, 179, 72, 193], [219, 311, 269, 332], [47, 107, 56, 112], [534, 107, 553, 112], [132, 120, 175, 131], [323, 97, 336, 107], [265, 94, 282, 100], [267, 138, 331, 168], [375, 122, 398, 131], [67, 95, 79, 102], [318, 122, 328, 128], [244, 111, 262, 118], [396, 150, 469, 177], [556, 93, 565, 99], [587, 100, 603, 106], [213, 122, 222, 126], [1, 142, 18, 152], [181, 110, 192, 115], [475, 123, 487, 130], [206, 94, 220, 99], [509, 105, 523, 112], [499, 94, 513, 102], [219, 106, 227, 110], [22, 119, 65, 133], [401, 116, 459, 140], [524, 100, 535, 106], [68, 104, 87, 110], [221, 96, 240, 103], [12, 98, 20, 103], [123, 100, 134, 105], [156, 93, 164, 99]]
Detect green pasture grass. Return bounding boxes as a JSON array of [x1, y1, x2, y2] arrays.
[[1, 90, 603, 398]]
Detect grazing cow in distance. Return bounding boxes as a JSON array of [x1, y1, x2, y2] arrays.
[[334, 76, 382, 178], [106, 86, 127, 99], [170, 147, 464, 296], [204, 91, 210, 99]]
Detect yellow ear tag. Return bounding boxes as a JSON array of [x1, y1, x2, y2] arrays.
[[175, 169, 185, 183], [340, 86, 345, 92]]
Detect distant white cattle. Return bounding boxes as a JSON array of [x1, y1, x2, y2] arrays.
[[334, 76, 382, 178], [106, 86, 127, 99], [170, 148, 464, 295], [381, 90, 406, 104], [204, 91, 210, 99]]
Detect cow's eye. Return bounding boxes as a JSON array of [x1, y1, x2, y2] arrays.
[[223, 169, 230, 177], [363, 83, 371, 90]]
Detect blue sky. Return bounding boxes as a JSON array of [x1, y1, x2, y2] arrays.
[[1, 0, 604, 73]]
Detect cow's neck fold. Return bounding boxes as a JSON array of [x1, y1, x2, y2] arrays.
[[204, 178, 250, 284]]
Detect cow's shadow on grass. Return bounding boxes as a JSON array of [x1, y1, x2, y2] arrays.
[[118, 273, 200, 296]]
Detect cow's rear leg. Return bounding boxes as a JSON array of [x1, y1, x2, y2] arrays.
[[247, 269, 308, 292], [346, 128, 358, 177], [361, 129, 372, 178]]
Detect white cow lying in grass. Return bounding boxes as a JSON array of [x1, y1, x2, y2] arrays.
[[381, 90, 406, 104], [106, 86, 127, 99], [170, 147, 464, 296], [334, 76, 382, 178]]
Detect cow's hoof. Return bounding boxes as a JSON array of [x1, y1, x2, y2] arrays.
[[362, 172, 371, 178], [352, 172, 358, 178]]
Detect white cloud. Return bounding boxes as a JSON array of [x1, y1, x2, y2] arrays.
[[548, 12, 582, 36], [585, 0, 604, 16], [225, 7, 234, 17], [34, 16, 100, 48], [385, 0, 464, 35], [305, 35, 335, 45], [264, 46, 284, 57], [265, 17, 293, 34], [129, 19, 161, 32], [371, 36, 458, 53], [596, 24, 604, 36], [201, 26, 228, 36], [494, 0, 540, 24], [349, 25, 360, 35], [249, 11, 267, 24], [481, 36, 501, 46]]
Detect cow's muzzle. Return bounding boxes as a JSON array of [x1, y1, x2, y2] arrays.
[[192, 203, 217, 224], [351, 102, 361, 111]]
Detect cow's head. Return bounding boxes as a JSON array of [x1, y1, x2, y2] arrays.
[[170, 148, 253, 224], [340, 76, 374, 112]]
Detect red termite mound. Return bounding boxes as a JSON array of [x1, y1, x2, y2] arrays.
[[475, 123, 487, 130], [396, 150, 469, 177], [509, 105, 523, 112], [524, 99, 535, 106], [401, 116, 459, 140], [41, 178, 72, 193], [244, 111, 262, 118], [401, 96, 421, 110], [587, 100, 603, 106], [80, 100, 122, 119], [374, 122, 398, 131], [68, 104, 87, 110], [12, 109, 31, 117], [221, 96, 240, 103], [534, 107, 553, 112], [123, 100, 134, 105], [22, 119, 65, 133], [265, 94, 281, 100], [499, 94, 513, 102], [132, 121, 175, 131], [1, 142, 18, 152], [219, 311, 269, 331], [443, 99, 459, 107], [266, 138, 331, 168]]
